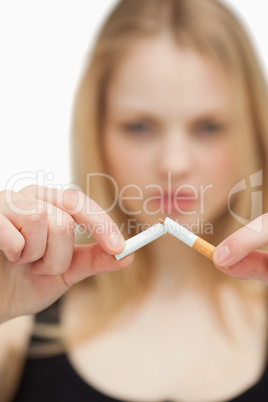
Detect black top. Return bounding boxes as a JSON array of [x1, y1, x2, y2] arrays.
[[13, 301, 268, 402], [13, 352, 268, 402]]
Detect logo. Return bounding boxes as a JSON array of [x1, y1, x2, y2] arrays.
[[228, 170, 262, 230]]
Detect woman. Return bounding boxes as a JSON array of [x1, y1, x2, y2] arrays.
[[1, 0, 268, 400]]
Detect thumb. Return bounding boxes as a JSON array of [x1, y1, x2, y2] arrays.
[[212, 214, 268, 283], [214, 249, 268, 283]]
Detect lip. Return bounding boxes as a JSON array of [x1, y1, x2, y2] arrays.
[[147, 191, 198, 214]]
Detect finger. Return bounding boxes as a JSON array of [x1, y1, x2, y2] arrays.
[[214, 250, 268, 284], [0, 212, 25, 262], [11, 208, 48, 265], [1, 192, 48, 263], [29, 210, 75, 275], [3, 192, 73, 272], [62, 243, 135, 287], [19, 186, 125, 255], [213, 214, 268, 268]]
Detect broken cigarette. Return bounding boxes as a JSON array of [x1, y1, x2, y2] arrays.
[[114, 222, 166, 261], [114, 217, 227, 268]]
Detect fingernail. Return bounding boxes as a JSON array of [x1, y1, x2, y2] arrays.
[[12, 251, 22, 263], [213, 245, 231, 265], [108, 231, 125, 251]]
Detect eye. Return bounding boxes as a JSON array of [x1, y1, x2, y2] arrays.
[[121, 122, 154, 137], [193, 120, 224, 137]]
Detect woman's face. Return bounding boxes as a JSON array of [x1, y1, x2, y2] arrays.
[[103, 33, 257, 233]]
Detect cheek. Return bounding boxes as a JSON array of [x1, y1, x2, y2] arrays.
[[103, 133, 153, 188], [196, 143, 241, 221], [197, 139, 239, 186], [103, 134, 157, 218]]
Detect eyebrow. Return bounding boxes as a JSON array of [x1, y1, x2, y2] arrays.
[[109, 104, 232, 123], [108, 99, 158, 114]]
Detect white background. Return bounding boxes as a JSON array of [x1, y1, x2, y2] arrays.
[[0, 1, 267, 191]]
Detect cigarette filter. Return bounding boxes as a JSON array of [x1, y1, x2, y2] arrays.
[[114, 222, 167, 261]]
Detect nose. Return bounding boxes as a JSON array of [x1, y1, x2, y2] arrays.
[[158, 128, 193, 177]]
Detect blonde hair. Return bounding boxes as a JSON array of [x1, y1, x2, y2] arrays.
[[65, 0, 268, 344]]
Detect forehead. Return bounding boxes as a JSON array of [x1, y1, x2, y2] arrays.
[[106, 34, 240, 119]]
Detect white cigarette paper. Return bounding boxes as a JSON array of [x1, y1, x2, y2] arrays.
[[114, 222, 167, 261], [114, 217, 218, 264], [164, 217, 197, 246]]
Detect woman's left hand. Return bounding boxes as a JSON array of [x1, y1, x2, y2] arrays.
[[213, 214, 268, 284]]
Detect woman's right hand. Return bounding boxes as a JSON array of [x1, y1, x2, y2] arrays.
[[0, 185, 133, 323]]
